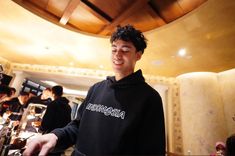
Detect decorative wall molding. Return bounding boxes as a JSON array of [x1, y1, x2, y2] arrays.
[[0, 57, 13, 75], [12, 63, 113, 79], [171, 82, 183, 154], [148, 76, 182, 154]]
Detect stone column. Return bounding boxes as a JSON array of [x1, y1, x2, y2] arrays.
[[218, 68, 235, 136], [10, 71, 28, 96], [176, 72, 227, 155]]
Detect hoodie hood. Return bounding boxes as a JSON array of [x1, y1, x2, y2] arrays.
[[56, 97, 69, 104], [107, 69, 145, 88]]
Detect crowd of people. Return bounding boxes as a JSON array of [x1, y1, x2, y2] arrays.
[[0, 84, 71, 135]]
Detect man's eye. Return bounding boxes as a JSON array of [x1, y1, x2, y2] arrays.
[[112, 49, 117, 53], [122, 48, 130, 52]]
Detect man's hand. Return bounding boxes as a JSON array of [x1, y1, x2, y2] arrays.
[[23, 133, 58, 156]]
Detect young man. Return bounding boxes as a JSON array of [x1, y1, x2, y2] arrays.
[[23, 25, 165, 155], [40, 85, 71, 133], [7, 91, 29, 120]]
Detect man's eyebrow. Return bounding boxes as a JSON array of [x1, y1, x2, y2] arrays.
[[122, 45, 131, 48], [111, 44, 131, 48]]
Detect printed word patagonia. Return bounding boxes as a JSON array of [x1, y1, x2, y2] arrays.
[[86, 103, 125, 119]]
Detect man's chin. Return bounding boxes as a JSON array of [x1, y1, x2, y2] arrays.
[[113, 68, 124, 74], [112, 64, 123, 69]]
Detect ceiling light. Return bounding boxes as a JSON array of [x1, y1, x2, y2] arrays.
[[69, 62, 74, 66], [178, 48, 186, 57], [99, 65, 104, 69], [63, 88, 88, 96], [41, 80, 59, 86]]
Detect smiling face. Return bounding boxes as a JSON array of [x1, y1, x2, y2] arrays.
[[111, 39, 142, 80]]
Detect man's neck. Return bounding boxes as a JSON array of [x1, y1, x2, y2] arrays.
[[53, 96, 60, 100], [115, 71, 134, 81]]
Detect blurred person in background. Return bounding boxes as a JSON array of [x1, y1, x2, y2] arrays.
[[26, 88, 52, 107], [0, 85, 11, 115], [211, 141, 226, 156], [0, 86, 16, 116], [225, 134, 235, 156], [40, 85, 71, 134], [7, 91, 29, 120], [38, 85, 71, 155]]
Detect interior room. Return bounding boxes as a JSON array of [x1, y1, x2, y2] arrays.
[[0, 0, 235, 155]]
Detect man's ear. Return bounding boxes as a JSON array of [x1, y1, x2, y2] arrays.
[[136, 51, 142, 61]]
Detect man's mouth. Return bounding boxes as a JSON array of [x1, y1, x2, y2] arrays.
[[113, 60, 123, 65]]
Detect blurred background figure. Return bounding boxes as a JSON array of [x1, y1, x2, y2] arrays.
[[3, 87, 16, 102], [225, 134, 235, 156], [41, 88, 52, 102], [26, 88, 52, 107], [211, 141, 226, 156], [10, 87, 16, 97], [40, 85, 71, 134], [0, 85, 11, 115], [0, 85, 11, 101], [39, 85, 71, 155], [7, 92, 29, 121], [0, 86, 16, 117], [24, 91, 38, 108]]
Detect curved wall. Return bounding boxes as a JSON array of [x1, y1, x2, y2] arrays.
[[177, 72, 227, 155], [218, 69, 235, 136]]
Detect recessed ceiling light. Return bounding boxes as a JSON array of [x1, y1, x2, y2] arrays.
[[178, 48, 186, 57], [99, 65, 104, 69], [69, 62, 74, 66]]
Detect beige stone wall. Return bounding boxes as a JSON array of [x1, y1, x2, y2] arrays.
[[177, 72, 228, 155], [218, 69, 235, 136], [0, 56, 13, 74]]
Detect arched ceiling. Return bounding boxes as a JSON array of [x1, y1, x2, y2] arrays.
[[12, 0, 207, 36]]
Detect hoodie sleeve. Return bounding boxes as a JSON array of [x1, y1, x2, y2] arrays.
[[136, 90, 166, 155], [51, 84, 97, 149], [40, 102, 56, 133]]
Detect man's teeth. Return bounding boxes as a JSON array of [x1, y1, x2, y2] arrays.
[[114, 60, 123, 65]]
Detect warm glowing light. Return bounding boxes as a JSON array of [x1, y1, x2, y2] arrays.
[[99, 65, 104, 69], [69, 62, 74, 66], [42, 80, 58, 86], [178, 48, 186, 57], [63, 88, 87, 96], [41, 80, 87, 96]]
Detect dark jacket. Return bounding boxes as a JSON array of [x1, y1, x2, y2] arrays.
[[25, 96, 51, 108], [40, 97, 71, 133], [3, 97, 24, 120], [53, 70, 165, 155]]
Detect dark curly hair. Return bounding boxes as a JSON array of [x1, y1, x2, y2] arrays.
[[110, 25, 147, 54], [52, 85, 63, 97]]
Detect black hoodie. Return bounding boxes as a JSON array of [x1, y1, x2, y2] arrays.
[[40, 97, 71, 133], [52, 70, 165, 155]]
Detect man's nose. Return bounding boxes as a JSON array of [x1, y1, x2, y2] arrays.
[[114, 50, 122, 58]]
